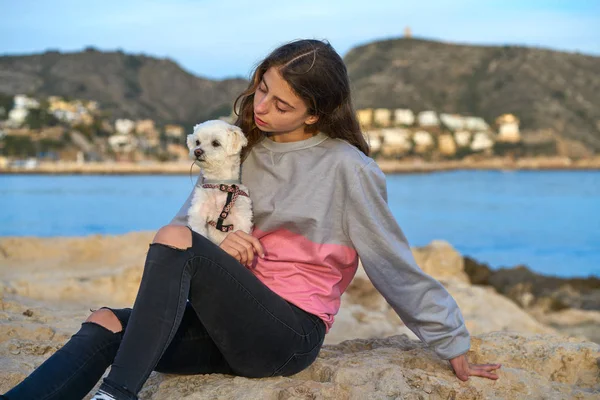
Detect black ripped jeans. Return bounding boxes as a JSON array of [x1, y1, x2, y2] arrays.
[[3, 227, 326, 400]]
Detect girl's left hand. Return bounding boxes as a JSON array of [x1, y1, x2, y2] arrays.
[[449, 354, 501, 381]]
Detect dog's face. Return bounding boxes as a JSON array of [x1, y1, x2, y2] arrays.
[[187, 120, 248, 166]]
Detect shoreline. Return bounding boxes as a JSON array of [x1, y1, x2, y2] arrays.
[[1, 156, 600, 175]]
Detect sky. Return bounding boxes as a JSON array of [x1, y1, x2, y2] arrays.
[[1, 0, 599, 80]]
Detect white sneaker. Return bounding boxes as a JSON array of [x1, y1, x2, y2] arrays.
[[91, 389, 117, 400]]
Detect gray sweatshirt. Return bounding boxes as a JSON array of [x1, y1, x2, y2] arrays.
[[171, 132, 471, 360]]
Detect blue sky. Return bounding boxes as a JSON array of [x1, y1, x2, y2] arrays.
[[1, 0, 598, 80]]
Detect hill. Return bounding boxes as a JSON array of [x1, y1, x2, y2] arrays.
[[0, 48, 248, 127], [1, 39, 599, 153], [345, 38, 600, 152]]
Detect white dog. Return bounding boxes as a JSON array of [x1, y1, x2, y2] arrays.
[[186, 120, 253, 245]]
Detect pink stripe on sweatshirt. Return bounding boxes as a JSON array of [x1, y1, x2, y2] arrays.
[[249, 227, 359, 332]]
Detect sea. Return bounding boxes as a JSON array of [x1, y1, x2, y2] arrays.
[[1, 170, 598, 278]]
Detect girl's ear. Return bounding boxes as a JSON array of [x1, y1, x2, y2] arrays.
[[305, 115, 319, 126], [226, 125, 248, 156]]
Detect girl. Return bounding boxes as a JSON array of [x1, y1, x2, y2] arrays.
[[3, 39, 501, 400]]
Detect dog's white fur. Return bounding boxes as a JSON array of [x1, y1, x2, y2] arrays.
[[186, 120, 253, 245]]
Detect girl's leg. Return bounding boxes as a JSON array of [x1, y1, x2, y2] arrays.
[[184, 230, 327, 378], [2, 308, 129, 400], [2, 302, 231, 400], [96, 226, 325, 400], [153, 301, 233, 375]]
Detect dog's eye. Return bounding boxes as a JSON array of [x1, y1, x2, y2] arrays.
[[195, 140, 200, 146], [212, 141, 220, 147]]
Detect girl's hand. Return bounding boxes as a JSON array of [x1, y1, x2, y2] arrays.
[[219, 230, 265, 267], [449, 354, 501, 381]]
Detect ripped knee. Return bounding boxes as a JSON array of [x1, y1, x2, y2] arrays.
[[86, 308, 123, 333], [152, 225, 192, 250]]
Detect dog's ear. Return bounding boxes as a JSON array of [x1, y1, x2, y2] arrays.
[[186, 134, 195, 150], [226, 125, 248, 156]]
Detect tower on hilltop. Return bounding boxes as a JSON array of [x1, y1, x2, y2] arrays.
[[404, 26, 412, 38]]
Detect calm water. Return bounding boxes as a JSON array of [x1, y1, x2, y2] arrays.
[[1, 171, 598, 278]]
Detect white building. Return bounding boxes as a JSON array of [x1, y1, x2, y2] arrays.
[[115, 119, 135, 135], [464, 116, 489, 131], [413, 130, 434, 153], [52, 109, 77, 123], [7, 108, 29, 127], [165, 124, 185, 139], [373, 108, 392, 127], [417, 111, 439, 127], [438, 134, 457, 156], [440, 113, 466, 131], [356, 109, 373, 128], [364, 131, 382, 152], [496, 114, 521, 143], [108, 134, 137, 152], [394, 109, 415, 126], [471, 132, 494, 152], [454, 130, 472, 147], [13, 95, 39, 110], [381, 128, 412, 154], [7, 94, 40, 127]]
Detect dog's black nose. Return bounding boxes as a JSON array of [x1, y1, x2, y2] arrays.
[[194, 148, 204, 157]]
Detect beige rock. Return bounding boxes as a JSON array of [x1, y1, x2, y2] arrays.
[[446, 280, 555, 336], [0, 232, 153, 306], [328, 266, 555, 344], [2, 234, 599, 399], [3, 293, 598, 400], [532, 308, 600, 344], [538, 308, 600, 326], [118, 333, 600, 399], [412, 240, 470, 284]]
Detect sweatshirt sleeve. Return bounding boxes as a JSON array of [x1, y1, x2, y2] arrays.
[[169, 173, 203, 227], [343, 160, 471, 360]]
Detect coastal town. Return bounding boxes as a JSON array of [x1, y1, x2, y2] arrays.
[[0, 93, 598, 173]]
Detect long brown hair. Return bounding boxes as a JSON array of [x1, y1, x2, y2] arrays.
[[234, 39, 369, 160]]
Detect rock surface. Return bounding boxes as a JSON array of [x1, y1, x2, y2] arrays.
[[135, 332, 600, 400], [327, 241, 555, 344], [463, 256, 600, 344], [1, 234, 599, 399]]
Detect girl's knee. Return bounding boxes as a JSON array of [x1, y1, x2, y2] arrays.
[[85, 309, 123, 333], [152, 225, 192, 250]]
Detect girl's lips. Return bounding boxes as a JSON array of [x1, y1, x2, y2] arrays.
[[254, 115, 268, 126]]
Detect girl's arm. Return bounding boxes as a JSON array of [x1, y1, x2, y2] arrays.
[[343, 161, 470, 360]]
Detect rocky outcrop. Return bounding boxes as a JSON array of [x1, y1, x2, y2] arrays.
[[327, 241, 554, 344], [411, 240, 471, 284], [135, 332, 600, 400], [463, 256, 600, 344], [464, 258, 600, 311], [1, 234, 599, 398], [2, 293, 598, 400], [0, 232, 153, 305]]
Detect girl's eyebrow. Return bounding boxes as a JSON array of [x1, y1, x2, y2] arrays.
[[261, 77, 296, 110]]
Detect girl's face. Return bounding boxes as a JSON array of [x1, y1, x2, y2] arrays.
[[253, 67, 318, 141]]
